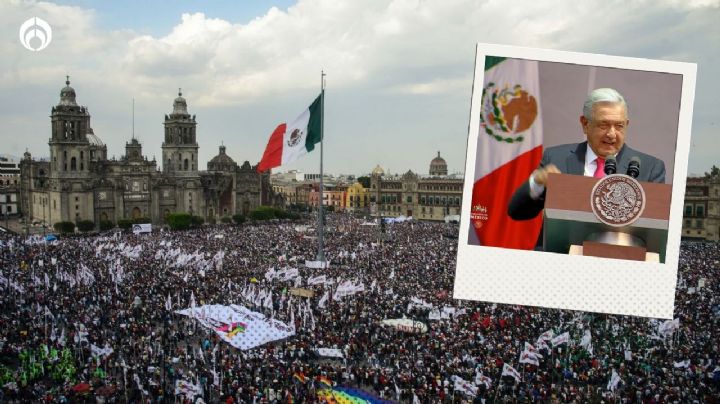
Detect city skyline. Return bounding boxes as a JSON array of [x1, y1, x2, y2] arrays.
[[2, 0, 719, 177]]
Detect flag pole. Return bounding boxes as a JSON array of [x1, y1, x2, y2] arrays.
[[316, 71, 326, 263]]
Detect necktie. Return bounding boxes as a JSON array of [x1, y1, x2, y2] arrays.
[[594, 158, 605, 178]]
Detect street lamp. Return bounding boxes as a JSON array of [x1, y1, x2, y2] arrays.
[[43, 196, 47, 236]]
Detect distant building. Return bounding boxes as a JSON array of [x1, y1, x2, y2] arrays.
[[369, 152, 463, 221], [682, 176, 720, 241], [429, 151, 448, 176], [345, 182, 369, 212], [0, 155, 20, 217], [19, 78, 280, 228]]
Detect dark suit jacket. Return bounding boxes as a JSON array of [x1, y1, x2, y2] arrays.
[[508, 141, 666, 221]]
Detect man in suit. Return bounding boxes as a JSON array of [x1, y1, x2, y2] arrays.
[[508, 87, 666, 222]]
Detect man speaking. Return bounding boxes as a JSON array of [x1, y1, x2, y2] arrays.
[[508, 88, 666, 223]]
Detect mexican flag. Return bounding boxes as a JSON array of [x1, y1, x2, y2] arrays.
[[470, 57, 543, 249], [257, 93, 323, 172]]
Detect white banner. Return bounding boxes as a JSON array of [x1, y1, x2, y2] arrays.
[[673, 359, 690, 368], [305, 260, 330, 269], [176, 304, 295, 350], [333, 280, 365, 300], [381, 319, 428, 334], [451, 375, 478, 397], [607, 369, 621, 392], [428, 309, 442, 321], [90, 344, 114, 358], [658, 318, 680, 336], [175, 379, 202, 399], [307, 275, 327, 286], [132, 223, 152, 235], [316, 348, 344, 358]]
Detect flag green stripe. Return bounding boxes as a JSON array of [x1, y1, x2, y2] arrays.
[[305, 92, 323, 152], [484, 56, 506, 71]]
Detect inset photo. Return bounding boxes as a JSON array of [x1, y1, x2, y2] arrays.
[[454, 43, 696, 318]]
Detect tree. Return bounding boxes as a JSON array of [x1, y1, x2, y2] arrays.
[[165, 213, 191, 230], [249, 206, 277, 221], [53, 221, 75, 234], [357, 176, 371, 188], [117, 219, 134, 229], [99, 220, 114, 231], [232, 214, 246, 224], [76, 220, 95, 232], [190, 215, 205, 227], [704, 165, 720, 179]]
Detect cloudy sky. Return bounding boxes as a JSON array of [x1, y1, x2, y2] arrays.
[[1, 0, 718, 177]]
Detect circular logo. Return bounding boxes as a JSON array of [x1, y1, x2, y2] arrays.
[[287, 128, 303, 147], [590, 174, 646, 227], [19, 17, 53, 52], [480, 83, 538, 143]]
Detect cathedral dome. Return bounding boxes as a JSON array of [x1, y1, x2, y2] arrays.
[[208, 145, 236, 171], [87, 132, 104, 147], [59, 76, 78, 106], [371, 164, 385, 176], [429, 151, 448, 176]]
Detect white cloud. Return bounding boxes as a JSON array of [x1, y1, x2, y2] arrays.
[[0, 0, 718, 174]]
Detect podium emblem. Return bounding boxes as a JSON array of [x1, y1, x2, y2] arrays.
[[591, 174, 646, 227]]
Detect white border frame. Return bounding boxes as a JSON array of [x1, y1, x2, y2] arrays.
[[454, 43, 696, 319]]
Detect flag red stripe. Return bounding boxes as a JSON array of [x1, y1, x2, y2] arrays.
[[256, 123, 287, 172], [471, 146, 543, 250]]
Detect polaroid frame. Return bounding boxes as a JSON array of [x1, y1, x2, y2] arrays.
[[454, 43, 696, 319]]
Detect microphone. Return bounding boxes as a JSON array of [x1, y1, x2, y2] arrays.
[[604, 154, 617, 175], [627, 157, 641, 178]]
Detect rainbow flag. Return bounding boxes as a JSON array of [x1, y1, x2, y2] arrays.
[[316, 386, 394, 404], [293, 372, 308, 383], [316, 376, 333, 388]]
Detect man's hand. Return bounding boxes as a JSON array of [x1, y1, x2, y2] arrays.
[[532, 164, 560, 186]]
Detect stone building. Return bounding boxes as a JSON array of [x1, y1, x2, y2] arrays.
[[0, 155, 21, 217], [19, 78, 277, 228], [682, 175, 720, 241], [369, 153, 463, 221]]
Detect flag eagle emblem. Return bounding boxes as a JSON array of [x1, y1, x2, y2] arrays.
[[480, 83, 538, 143]]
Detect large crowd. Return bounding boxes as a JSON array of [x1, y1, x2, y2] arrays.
[[0, 213, 719, 403]]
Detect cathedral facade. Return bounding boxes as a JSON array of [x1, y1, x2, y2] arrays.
[[19, 78, 278, 228]]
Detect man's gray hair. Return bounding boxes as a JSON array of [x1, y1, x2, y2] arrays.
[[583, 88, 628, 120]]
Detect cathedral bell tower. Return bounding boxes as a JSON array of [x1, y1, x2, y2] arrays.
[[161, 89, 199, 175], [49, 76, 93, 177]]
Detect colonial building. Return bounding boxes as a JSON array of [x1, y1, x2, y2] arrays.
[[369, 153, 463, 221], [0, 155, 21, 217], [682, 176, 720, 241], [19, 78, 277, 227], [345, 182, 369, 212]]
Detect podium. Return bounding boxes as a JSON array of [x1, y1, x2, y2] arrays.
[[543, 173, 672, 263]]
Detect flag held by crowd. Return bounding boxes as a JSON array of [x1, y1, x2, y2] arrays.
[[551, 331, 570, 347], [502, 363, 522, 382]]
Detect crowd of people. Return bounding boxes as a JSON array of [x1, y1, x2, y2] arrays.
[[0, 213, 718, 403]]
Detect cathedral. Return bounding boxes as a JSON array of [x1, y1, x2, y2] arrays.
[[19, 78, 280, 228]]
